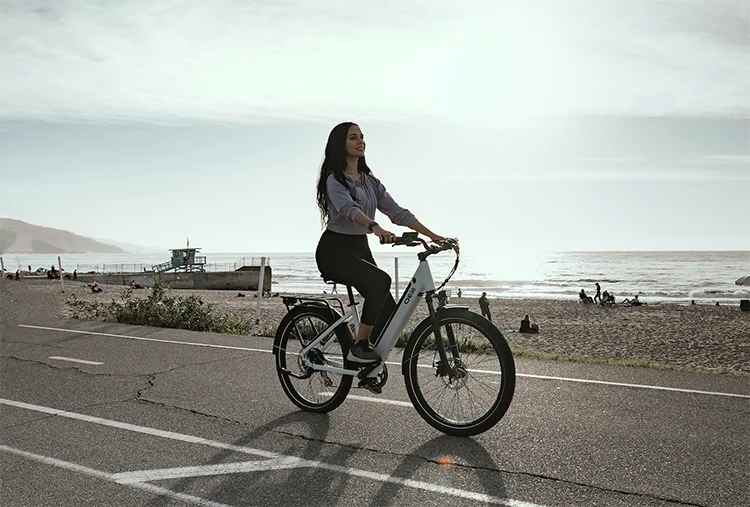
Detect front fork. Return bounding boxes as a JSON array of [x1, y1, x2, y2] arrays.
[[424, 292, 461, 377]]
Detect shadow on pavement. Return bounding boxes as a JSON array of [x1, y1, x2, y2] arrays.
[[145, 409, 356, 507], [366, 434, 508, 507]]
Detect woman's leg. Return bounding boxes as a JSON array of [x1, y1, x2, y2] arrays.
[[316, 232, 394, 349], [319, 254, 392, 336]]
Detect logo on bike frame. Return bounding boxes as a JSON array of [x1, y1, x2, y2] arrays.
[[404, 285, 416, 305]]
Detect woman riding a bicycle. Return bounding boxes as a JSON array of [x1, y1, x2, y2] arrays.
[[315, 122, 445, 363]]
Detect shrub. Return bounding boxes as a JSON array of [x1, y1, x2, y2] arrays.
[[66, 281, 251, 334]]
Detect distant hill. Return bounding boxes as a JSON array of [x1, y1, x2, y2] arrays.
[[0, 218, 127, 254], [94, 237, 165, 254]]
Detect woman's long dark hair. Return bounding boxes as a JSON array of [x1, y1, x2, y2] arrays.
[[316, 122, 372, 225]]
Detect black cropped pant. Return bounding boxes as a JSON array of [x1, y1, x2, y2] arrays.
[[315, 230, 396, 343]]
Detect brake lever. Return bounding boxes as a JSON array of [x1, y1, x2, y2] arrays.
[[440, 238, 459, 253]]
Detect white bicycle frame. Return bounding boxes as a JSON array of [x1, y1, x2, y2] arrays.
[[297, 258, 437, 378]]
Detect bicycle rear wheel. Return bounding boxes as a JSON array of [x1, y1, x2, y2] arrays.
[[403, 308, 515, 437], [274, 305, 353, 413]]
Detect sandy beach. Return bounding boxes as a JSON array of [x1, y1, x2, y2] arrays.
[[2, 278, 749, 376]]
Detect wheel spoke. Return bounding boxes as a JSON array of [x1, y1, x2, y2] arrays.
[[276, 308, 352, 411], [405, 312, 515, 435]]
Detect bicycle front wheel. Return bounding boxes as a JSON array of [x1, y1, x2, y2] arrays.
[[403, 309, 515, 437], [275, 305, 353, 413]]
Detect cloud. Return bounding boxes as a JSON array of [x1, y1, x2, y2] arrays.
[[0, 0, 748, 125], [692, 155, 750, 165]]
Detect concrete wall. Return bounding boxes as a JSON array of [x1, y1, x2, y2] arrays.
[[77, 266, 272, 291]]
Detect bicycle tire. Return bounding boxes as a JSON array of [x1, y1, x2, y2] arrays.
[[403, 308, 516, 437], [274, 305, 353, 413]]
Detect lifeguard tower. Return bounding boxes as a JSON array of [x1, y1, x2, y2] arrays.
[[152, 248, 207, 274]]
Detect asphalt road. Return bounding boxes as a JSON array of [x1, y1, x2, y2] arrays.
[[1, 317, 748, 507]]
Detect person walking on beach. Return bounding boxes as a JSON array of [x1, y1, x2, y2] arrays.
[[315, 122, 445, 363], [479, 292, 492, 321], [594, 282, 602, 305], [457, 288, 462, 298]]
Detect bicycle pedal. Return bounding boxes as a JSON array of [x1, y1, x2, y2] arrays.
[[356, 360, 382, 380], [357, 377, 383, 394], [362, 383, 382, 395]]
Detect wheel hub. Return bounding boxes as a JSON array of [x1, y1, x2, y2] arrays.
[[295, 348, 325, 379], [439, 360, 468, 390]]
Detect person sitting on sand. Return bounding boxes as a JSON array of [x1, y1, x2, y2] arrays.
[[520, 314, 540, 333], [518, 314, 536, 333], [579, 289, 594, 304], [622, 294, 643, 306], [601, 290, 616, 305], [91, 282, 102, 293]]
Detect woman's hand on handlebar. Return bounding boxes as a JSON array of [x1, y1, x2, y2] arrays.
[[374, 225, 397, 244], [433, 236, 459, 252]]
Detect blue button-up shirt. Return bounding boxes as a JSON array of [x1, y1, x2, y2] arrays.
[[325, 172, 417, 235]]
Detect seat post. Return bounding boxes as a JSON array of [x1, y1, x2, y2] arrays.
[[346, 285, 356, 306]]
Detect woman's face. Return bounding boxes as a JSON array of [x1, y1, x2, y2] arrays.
[[345, 125, 366, 158]]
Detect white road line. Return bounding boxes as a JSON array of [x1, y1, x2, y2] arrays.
[[0, 398, 278, 459], [111, 457, 309, 484], [0, 398, 545, 507], [19, 324, 269, 353], [47, 356, 103, 365], [0, 445, 234, 507], [516, 373, 750, 398], [18, 324, 750, 399], [323, 392, 413, 407]]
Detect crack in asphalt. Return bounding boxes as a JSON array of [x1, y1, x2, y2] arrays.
[[2, 337, 81, 348], [0, 353, 254, 379], [0, 355, 147, 378], [0, 357, 726, 506], [131, 385, 714, 507], [266, 429, 711, 507]]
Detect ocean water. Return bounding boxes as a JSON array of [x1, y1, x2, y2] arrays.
[[5, 250, 749, 305]]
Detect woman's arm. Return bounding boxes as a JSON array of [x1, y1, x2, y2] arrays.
[[409, 219, 444, 243], [353, 212, 396, 244], [326, 174, 362, 222], [370, 178, 443, 242]]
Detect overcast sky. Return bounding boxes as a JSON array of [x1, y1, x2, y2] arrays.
[[1, 0, 748, 253]]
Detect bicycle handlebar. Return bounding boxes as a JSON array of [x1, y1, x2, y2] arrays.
[[392, 233, 459, 255], [391, 234, 459, 292]]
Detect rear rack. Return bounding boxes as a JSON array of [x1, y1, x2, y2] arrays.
[[281, 295, 350, 316]]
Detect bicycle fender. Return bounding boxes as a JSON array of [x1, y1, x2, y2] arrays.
[[437, 304, 468, 313], [272, 305, 353, 356]]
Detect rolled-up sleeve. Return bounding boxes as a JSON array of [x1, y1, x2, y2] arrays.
[[375, 179, 417, 227], [327, 174, 362, 223]]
